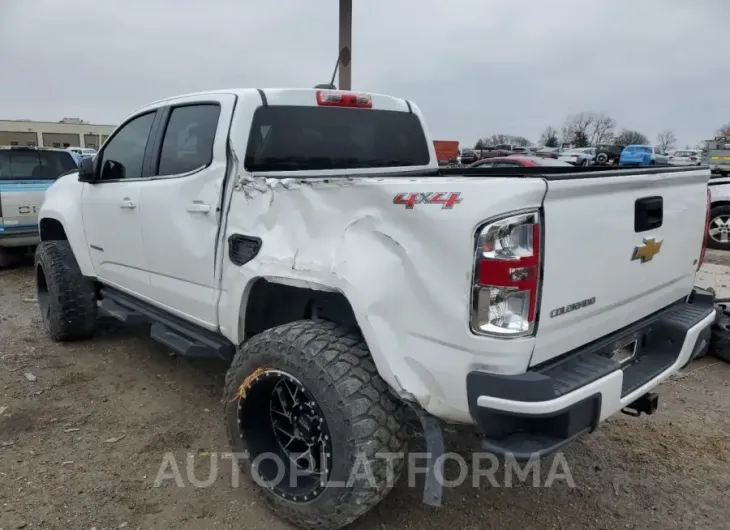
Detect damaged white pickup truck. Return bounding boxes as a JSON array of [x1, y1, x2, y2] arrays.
[[36, 88, 715, 529]]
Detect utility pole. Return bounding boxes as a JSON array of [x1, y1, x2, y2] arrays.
[[338, 0, 352, 90]]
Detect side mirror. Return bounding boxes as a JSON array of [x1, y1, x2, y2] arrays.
[[78, 156, 97, 183]]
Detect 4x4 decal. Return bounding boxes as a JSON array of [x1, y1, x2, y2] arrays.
[[393, 192, 462, 209]]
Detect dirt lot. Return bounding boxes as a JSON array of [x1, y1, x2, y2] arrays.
[[1, 257, 729, 530]]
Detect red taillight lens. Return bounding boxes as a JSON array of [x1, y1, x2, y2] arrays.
[[689, 156, 697, 161], [316, 90, 372, 108], [699, 189, 711, 270], [471, 211, 541, 336]]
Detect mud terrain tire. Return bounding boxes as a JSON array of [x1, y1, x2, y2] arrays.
[[224, 319, 408, 530], [35, 241, 97, 341]]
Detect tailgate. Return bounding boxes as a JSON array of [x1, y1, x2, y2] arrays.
[[531, 168, 709, 366], [0, 180, 49, 232]]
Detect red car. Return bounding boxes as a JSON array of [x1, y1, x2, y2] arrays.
[[467, 155, 573, 168]]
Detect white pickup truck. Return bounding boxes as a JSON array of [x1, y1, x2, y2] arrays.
[[36, 88, 715, 529]]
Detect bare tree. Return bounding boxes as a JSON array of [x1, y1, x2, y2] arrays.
[[539, 127, 559, 148], [588, 114, 616, 146], [717, 123, 730, 137], [561, 112, 594, 146], [614, 129, 649, 146], [480, 134, 532, 147], [656, 129, 677, 153], [510, 136, 532, 147], [561, 112, 616, 147]]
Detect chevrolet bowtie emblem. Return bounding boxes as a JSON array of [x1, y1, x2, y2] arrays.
[[631, 237, 663, 263]]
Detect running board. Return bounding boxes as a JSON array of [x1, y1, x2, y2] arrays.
[[98, 287, 235, 361]]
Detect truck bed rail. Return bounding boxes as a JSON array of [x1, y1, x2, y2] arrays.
[[440, 164, 710, 181]]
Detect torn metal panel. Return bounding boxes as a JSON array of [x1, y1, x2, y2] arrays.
[[221, 175, 547, 423]]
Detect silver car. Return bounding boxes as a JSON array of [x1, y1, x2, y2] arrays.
[[668, 150, 702, 166], [558, 147, 595, 166]]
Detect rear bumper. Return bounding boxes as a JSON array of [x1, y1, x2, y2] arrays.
[[466, 288, 715, 460], [0, 226, 40, 247]]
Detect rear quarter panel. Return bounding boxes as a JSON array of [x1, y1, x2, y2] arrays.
[[217, 175, 548, 422]]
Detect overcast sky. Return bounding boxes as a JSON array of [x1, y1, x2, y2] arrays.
[[0, 0, 726, 148]]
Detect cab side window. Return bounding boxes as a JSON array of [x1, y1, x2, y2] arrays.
[[156, 104, 221, 176], [98, 112, 156, 180]]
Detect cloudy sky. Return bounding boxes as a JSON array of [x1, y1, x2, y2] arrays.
[[0, 0, 726, 148]]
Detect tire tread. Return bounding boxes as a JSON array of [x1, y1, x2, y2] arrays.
[[35, 241, 97, 341], [223, 319, 408, 530]]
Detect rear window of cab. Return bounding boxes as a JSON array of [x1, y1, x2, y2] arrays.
[[0, 149, 77, 180], [244, 106, 430, 172]]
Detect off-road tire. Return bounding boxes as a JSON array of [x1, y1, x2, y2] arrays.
[[708, 205, 730, 251], [223, 320, 408, 530], [595, 152, 609, 165], [34, 241, 97, 341]]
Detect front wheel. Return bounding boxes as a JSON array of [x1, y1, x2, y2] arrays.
[[34, 241, 97, 341], [224, 320, 408, 530]]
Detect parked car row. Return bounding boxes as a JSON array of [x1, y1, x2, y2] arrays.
[[461, 143, 706, 169]]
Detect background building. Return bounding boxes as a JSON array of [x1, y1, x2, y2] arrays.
[[0, 117, 117, 149]]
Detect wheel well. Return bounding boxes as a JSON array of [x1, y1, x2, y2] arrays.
[[711, 201, 730, 210], [242, 279, 358, 340], [39, 218, 68, 241]]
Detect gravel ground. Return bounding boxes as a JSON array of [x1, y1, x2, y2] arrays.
[[1, 258, 729, 530]]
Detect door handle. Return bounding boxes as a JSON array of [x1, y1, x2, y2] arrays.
[[120, 198, 136, 210], [635, 196, 663, 232], [187, 201, 211, 214]]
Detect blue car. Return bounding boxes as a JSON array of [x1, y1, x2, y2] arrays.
[[619, 145, 669, 167]]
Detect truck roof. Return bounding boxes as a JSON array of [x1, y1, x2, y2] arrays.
[[0, 145, 71, 153], [135, 88, 414, 114]]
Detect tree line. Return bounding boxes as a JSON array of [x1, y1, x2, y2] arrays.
[[473, 114, 730, 152]]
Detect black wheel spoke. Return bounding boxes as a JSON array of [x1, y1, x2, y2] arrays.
[[236, 368, 333, 501]]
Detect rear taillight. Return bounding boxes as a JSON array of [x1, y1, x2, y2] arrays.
[[689, 156, 697, 161], [699, 189, 711, 270], [316, 90, 372, 108], [471, 210, 541, 337]]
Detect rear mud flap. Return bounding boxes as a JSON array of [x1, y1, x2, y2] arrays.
[[414, 409, 446, 507]]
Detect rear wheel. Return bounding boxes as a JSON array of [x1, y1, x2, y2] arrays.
[[35, 241, 97, 341], [595, 152, 608, 165], [708, 205, 730, 251], [224, 320, 407, 530]]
